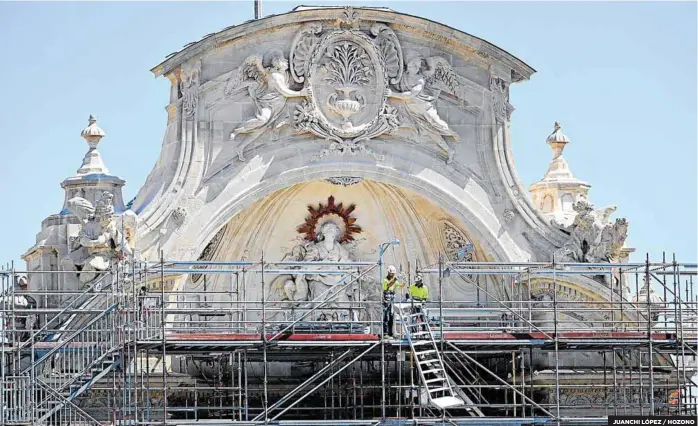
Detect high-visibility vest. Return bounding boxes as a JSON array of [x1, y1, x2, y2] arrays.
[[409, 284, 429, 301], [382, 277, 401, 293]]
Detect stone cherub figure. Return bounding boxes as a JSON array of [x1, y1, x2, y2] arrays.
[[225, 49, 309, 161], [65, 192, 136, 287], [386, 52, 461, 163]]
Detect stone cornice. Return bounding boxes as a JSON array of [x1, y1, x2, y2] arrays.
[[150, 7, 535, 83], [22, 246, 58, 262]]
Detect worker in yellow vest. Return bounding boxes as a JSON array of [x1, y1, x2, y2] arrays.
[[408, 274, 429, 303], [381, 265, 403, 338], [405, 274, 429, 336]]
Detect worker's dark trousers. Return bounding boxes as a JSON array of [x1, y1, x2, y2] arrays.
[[382, 301, 394, 336]]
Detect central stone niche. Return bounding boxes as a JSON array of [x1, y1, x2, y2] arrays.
[[182, 179, 505, 324]]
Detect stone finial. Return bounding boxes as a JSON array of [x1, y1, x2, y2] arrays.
[[77, 115, 109, 175], [546, 122, 569, 160], [81, 115, 106, 148]]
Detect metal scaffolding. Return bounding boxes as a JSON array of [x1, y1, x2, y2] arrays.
[[1, 255, 696, 425]]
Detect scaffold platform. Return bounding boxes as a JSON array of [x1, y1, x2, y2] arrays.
[[1, 258, 696, 425]]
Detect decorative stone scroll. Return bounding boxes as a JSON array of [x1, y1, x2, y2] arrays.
[[326, 176, 362, 186]]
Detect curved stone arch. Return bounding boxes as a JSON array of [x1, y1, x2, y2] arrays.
[[160, 163, 531, 264], [528, 276, 640, 324], [150, 8, 535, 80]]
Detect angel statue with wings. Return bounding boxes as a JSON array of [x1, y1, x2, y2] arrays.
[[225, 49, 309, 161], [64, 192, 137, 287], [386, 52, 461, 163]]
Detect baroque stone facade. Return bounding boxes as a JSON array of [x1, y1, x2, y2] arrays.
[[132, 6, 551, 268], [16, 6, 678, 423], [20, 5, 645, 337]]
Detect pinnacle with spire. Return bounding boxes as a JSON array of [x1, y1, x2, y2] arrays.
[[59, 115, 126, 216], [528, 121, 590, 227], [77, 115, 109, 175]]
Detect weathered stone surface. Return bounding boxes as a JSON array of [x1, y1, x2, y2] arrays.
[[128, 7, 568, 272]]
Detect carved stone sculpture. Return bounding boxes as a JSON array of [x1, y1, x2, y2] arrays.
[[388, 53, 462, 163], [225, 50, 308, 161], [64, 192, 137, 287], [171, 207, 187, 226], [268, 196, 372, 321], [553, 201, 628, 264], [180, 65, 200, 117], [291, 23, 401, 147], [216, 10, 469, 164], [490, 76, 514, 123], [286, 223, 354, 308]]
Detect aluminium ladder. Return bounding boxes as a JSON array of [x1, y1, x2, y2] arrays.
[[395, 303, 464, 410]]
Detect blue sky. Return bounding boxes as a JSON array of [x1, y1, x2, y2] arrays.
[[0, 1, 695, 270]]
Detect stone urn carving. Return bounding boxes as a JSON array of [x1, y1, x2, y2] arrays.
[[322, 41, 372, 129], [328, 85, 364, 124]]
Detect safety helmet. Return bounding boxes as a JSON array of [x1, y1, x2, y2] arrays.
[[387, 265, 397, 274], [415, 273, 423, 283]]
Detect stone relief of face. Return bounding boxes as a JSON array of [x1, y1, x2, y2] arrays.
[[406, 58, 422, 75], [272, 56, 288, 71], [318, 222, 341, 243]]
